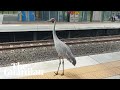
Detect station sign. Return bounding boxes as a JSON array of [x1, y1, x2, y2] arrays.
[[69, 11, 80, 22]]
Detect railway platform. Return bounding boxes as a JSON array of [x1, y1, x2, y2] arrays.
[[0, 22, 120, 32], [1, 22, 120, 43], [0, 51, 120, 79], [19, 51, 120, 79]]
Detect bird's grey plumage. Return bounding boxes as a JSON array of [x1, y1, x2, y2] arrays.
[[48, 18, 76, 75], [51, 18, 76, 66]]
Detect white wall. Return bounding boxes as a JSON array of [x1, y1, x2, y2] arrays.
[[92, 11, 102, 21], [0, 15, 3, 24]]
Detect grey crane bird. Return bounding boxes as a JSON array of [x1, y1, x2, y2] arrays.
[[48, 18, 76, 76]]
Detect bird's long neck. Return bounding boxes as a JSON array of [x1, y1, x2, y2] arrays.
[[53, 21, 59, 42]]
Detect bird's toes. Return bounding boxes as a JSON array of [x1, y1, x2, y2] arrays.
[[61, 73, 64, 76], [54, 72, 58, 76]]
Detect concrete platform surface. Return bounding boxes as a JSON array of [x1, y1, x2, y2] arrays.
[[0, 51, 120, 79], [21, 60, 120, 79], [0, 22, 120, 32]]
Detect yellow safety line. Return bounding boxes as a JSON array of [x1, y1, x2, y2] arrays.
[[19, 60, 120, 79]]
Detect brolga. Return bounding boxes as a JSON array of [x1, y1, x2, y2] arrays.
[[48, 18, 76, 76]]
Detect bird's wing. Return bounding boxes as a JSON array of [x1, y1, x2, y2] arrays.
[[65, 49, 76, 66], [55, 39, 76, 65], [63, 43, 75, 62], [60, 41, 76, 65]]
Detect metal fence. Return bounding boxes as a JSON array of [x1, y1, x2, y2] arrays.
[[79, 11, 91, 22], [40, 11, 64, 21], [39, 11, 91, 22], [0, 11, 95, 22], [1, 11, 120, 22], [102, 11, 112, 21]]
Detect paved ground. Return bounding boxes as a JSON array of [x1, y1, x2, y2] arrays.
[[19, 51, 120, 79], [0, 22, 120, 32], [1, 51, 120, 79], [21, 60, 120, 79]]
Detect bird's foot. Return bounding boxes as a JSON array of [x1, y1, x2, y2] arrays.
[[61, 73, 64, 76], [54, 72, 58, 76]]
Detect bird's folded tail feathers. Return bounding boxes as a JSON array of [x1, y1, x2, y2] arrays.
[[66, 56, 76, 66]]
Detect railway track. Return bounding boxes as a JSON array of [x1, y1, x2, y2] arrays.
[[1, 35, 120, 51], [1, 35, 120, 67]]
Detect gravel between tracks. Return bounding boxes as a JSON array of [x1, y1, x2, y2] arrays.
[[0, 40, 120, 67]]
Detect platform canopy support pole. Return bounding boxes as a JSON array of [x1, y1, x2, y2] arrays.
[[33, 32, 37, 41], [68, 31, 71, 38], [13, 32, 15, 42]]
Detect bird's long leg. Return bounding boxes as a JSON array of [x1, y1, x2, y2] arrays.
[[61, 59, 64, 76], [54, 58, 61, 76]]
